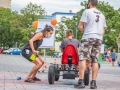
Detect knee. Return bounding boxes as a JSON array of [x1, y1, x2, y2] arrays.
[[37, 62, 42, 68], [35, 59, 42, 67], [92, 63, 99, 69], [40, 60, 44, 66], [41, 61, 44, 65], [79, 61, 86, 70], [38, 58, 44, 65]]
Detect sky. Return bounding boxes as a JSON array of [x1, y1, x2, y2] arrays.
[[11, 0, 120, 15]]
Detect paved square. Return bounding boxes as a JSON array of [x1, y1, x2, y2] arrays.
[[0, 54, 120, 90]]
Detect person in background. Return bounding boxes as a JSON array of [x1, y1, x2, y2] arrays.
[[104, 49, 108, 61], [106, 49, 111, 62], [111, 49, 117, 66]]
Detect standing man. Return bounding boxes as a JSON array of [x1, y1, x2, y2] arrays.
[[74, 0, 106, 89]]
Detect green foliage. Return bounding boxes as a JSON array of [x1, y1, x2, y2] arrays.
[[55, 22, 66, 41], [0, 2, 45, 49], [56, 1, 120, 49], [0, 1, 120, 50], [0, 8, 11, 48], [20, 2, 45, 28], [97, 1, 120, 49]]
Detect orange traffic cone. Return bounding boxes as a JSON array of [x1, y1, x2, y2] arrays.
[[42, 62, 47, 72]]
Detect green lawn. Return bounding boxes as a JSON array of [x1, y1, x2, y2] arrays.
[[98, 53, 110, 64]]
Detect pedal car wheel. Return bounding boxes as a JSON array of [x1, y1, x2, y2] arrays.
[[84, 66, 90, 85], [48, 65, 55, 84], [54, 64, 60, 81]]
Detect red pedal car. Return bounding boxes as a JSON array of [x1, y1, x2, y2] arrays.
[[48, 44, 90, 85]]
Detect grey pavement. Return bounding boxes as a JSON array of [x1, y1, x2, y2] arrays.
[[0, 54, 120, 90]]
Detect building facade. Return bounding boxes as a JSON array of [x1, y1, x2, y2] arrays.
[[52, 12, 76, 22], [44, 12, 76, 22]]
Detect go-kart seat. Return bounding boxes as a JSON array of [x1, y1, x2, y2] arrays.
[[61, 44, 78, 65]]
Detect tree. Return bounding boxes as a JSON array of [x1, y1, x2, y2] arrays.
[[0, 8, 23, 48], [0, 2, 46, 49], [56, 1, 120, 49], [97, 1, 120, 49], [20, 2, 45, 28], [55, 22, 67, 42], [0, 8, 11, 48], [19, 2, 46, 46]]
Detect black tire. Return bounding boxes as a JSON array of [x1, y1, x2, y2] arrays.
[[84, 67, 90, 85], [98, 63, 101, 69], [48, 65, 55, 84], [54, 64, 60, 81]]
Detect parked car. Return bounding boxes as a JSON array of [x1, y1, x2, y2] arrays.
[[52, 52, 62, 58], [3, 48, 14, 54], [0, 48, 3, 54], [57, 52, 62, 58], [3, 48, 22, 55], [9, 48, 22, 55]]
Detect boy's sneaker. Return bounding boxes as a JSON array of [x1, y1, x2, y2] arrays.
[[74, 79, 85, 89], [90, 80, 97, 89]]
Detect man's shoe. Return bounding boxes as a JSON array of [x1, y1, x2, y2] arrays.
[[90, 80, 97, 89], [74, 79, 85, 89]]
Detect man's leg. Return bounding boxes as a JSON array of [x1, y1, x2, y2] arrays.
[[74, 60, 86, 89], [61, 65, 66, 70], [92, 63, 99, 80], [74, 39, 91, 89], [87, 60, 92, 70], [90, 62, 98, 89], [90, 39, 102, 89], [75, 65, 78, 71], [79, 60, 86, 79]]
